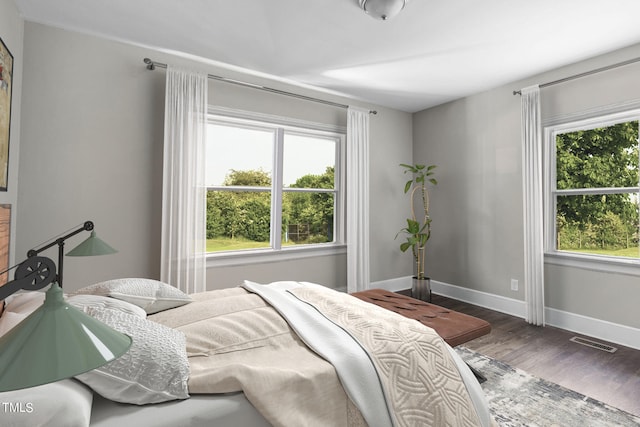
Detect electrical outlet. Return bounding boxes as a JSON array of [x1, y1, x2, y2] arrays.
[[510, 279, 518, 291]]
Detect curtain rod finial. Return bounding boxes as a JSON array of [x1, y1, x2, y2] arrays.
[[143, 58, 155, 70]]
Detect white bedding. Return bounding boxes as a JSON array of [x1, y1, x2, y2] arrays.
[[90, 349, 490, 427], [90, 392, 271, 427], [243, 281, 393, 427], [1, 282, 494, 427], [243, 281, 492, 427]]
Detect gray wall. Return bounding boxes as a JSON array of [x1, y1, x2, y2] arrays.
[[0, 0, 23, 269], [413, 43, 640, 330], [16, 22, 413, 293], [369, 108, 414, 284], [8, 1, 639, 338]]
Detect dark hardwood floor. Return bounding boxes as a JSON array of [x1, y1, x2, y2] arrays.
[[429, 293, 640, 417]]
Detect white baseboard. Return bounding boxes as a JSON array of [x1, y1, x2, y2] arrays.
[[370, 276, 413, 292], [370, 276, 640, 351], [545, 307, 640, 351], [370, 276, 526, 317], [430, 280, 527, 319]]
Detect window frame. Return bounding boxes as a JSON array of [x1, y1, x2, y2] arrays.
[[543, 107, 640, 275], [205, 107, 346, 266]]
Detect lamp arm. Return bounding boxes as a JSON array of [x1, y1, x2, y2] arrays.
[[27, 221, 94, 258]]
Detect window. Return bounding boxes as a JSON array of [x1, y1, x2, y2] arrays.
[[205, 113, 345, 255], [545, 109, 640, 264]]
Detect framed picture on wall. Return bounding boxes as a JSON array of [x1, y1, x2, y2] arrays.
[[0, 204, 10, 287], [0, 37, 13, 191]]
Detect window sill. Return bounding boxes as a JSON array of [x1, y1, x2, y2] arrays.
[[206, 244, 347, 268], [544, 251, 640, 277]]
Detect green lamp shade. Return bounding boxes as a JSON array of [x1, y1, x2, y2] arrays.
[[0, 284, 132, 392], [66, 231, 118, 257]]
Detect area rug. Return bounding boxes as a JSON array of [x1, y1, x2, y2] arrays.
[[454, 346, 640, 427]]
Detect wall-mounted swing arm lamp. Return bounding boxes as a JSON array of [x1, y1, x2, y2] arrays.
[[0, 221, 130, 392], [25, 220, 117, 289], [0, 220, 116, 300]]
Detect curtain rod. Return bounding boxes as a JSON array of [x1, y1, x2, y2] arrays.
[[143, 58, 377, 115], [513, 56, 640, 95]]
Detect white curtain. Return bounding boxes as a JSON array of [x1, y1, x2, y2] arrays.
[[521, 85, 545, 326], [160, 67, 208, 294], [346, 107, 370, 293]]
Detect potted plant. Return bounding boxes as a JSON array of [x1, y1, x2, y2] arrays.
[[396, 163, 437, 301]]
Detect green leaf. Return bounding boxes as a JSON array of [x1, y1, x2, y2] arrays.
[[404, 180, 412, 193], [406, 219, 420, 233]]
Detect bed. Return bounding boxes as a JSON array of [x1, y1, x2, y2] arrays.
[[0, 278, 495, 427]]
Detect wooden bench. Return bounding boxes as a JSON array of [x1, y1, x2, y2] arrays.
[[351, 288, 491, 381]]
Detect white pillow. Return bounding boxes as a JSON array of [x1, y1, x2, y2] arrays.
[[75, 307, 190, 405], [66, 294, 147, 319], [0, 292, 45, 336], [0, 379, 93, 427], [73, 278, 192, 314]]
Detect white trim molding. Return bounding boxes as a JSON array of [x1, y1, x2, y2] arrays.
[[543, 105, 640, 278], [206, 244, 347, 268], [429, 280, 527, 319], [545, 307, 640, 352], [370, 277, 527, 318], [370, 277, 640, 350], [369, 276, 413, 292]]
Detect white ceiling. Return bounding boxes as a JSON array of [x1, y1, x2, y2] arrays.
[[13, 0, 640, 112]]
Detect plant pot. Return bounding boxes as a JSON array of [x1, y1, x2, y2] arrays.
[[412, 277, 431, 302]]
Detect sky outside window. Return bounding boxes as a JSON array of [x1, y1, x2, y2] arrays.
[[207, 124, 335, 187], [283, 134, 335, 187]]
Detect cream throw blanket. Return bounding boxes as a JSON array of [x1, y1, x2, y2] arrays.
[[149, 283, 486, 427]]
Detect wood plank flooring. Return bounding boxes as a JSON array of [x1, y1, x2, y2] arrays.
[[429, 293, 640, 417]]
